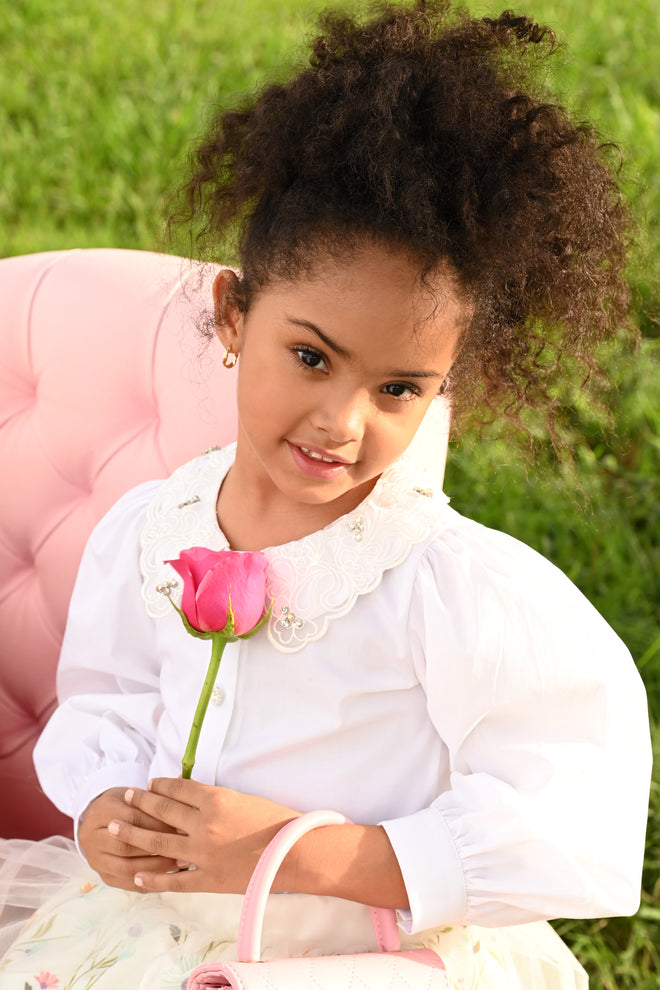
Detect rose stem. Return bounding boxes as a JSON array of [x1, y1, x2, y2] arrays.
[[181, 635, 226, 779]]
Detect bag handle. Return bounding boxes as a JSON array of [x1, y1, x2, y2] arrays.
[[237, 810, 402, 962]]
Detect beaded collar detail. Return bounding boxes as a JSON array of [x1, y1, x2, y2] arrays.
[[140, 445, 449, 653]]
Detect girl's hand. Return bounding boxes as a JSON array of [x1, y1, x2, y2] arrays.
[[113, 778, 409, 909], [78, 786, 181, 890], [116, 777, 299, 893]]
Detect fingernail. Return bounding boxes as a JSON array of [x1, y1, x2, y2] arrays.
[[147, 779, 154, 791], [124, 789, 135, 803], [108, 822, 119, 836], [134, 875, 144, 888], [176, 861, 190, 869]]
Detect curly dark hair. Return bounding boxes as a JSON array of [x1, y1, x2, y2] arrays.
[[172, 0, 633, 432]]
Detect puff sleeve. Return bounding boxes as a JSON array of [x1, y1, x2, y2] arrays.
[[381, 512, 652, 932], [33, 480, 164, 841]]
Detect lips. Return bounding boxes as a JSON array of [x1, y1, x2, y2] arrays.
[[297, 444, 348, 465], [287, 441, 353, 477]]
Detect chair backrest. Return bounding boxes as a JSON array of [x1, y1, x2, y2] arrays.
[[0, 248, 236, 839], [0, 247, 450, 841]]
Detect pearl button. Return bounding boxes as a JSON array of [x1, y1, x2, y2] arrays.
[[211, 686, 223, 706]]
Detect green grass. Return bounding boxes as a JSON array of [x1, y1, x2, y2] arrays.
[[0, 0, 330, 257], [2, 1, 659, 987], [443, 340, 660, 986]]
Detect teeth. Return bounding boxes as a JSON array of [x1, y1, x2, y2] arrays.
[[300, 446, 337, 464]]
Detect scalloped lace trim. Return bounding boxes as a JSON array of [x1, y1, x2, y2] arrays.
[[140, 445, 449, 653]]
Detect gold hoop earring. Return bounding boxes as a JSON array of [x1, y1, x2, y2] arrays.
[[222, 346, 237, 369]]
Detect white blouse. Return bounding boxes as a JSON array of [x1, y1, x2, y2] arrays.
[[34, 446, 652, 935]]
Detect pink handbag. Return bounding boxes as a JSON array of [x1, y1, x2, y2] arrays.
[[186, 809, 450, 989]]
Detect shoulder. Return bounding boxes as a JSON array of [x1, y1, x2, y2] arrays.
[[84, 447, 232, 574], [62, 478, 167, 659], [421, 506, 581, 598], [412, 506, 634, 683], [84, 478, 165, 559]]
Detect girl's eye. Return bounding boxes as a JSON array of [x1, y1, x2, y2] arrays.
[[293, 346, 328, 372], [381, 382, 420, 401]]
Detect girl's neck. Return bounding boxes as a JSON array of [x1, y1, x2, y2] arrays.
[[216, 463, 377, 552]]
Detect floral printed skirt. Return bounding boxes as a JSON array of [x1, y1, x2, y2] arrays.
[[0, 837, 587, 990]]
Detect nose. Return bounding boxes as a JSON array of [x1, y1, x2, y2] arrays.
[[311, 384, 369, 444]]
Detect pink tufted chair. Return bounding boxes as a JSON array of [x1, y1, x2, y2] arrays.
[[0, 248, 236, 840], [0, 248, 449, 843]]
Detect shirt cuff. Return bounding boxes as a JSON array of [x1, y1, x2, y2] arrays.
[[380, 806, 467, 933]]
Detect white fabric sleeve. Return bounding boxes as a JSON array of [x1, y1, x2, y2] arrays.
[[33, 480, 165, 842], [381, 515, 652, 933]]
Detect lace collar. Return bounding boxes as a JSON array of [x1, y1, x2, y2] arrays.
[[140, 445, 449, 653]]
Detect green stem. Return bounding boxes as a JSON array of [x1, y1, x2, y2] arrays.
[[182, 634, 227, 779]]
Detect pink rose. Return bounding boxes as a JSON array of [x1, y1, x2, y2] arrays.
[[163, 547, 270, 778], [166, 547, 269, 635]]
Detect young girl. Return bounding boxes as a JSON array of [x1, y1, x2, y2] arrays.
[[0, 2, 651, 988]]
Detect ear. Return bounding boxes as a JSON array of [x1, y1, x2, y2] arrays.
[[212, 269, 244, 354]]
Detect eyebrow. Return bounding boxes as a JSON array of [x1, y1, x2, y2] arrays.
[[285, 317, 352, 360], [284, 316, 444, 380]]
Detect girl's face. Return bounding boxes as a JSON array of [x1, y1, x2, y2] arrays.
[[214, 244, 466, 527]]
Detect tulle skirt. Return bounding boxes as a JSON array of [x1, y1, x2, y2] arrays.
[[0, 837, 587, 990]]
